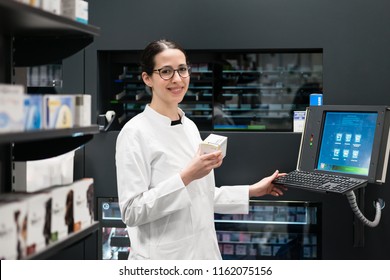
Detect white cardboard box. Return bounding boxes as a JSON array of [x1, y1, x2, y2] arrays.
[[24, 192, 52, 256], [12, 150, 75, 192], [41, 0, 61, 15], [71, 178, 94, 232], [0, 199, 28, 259], [49, 185, 72, 243], [200, 133, 228, 158], [61, 0, 88, 24], [293, 111, 306, 133], [74, 94, 91, 126], [0, 84, 25, 133]]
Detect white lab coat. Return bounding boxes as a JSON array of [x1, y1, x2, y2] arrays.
[[116, 105, 249, 260]]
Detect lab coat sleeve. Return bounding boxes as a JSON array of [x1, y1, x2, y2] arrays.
[[116, 129, 192, 227], [214, 185, 249, 214]]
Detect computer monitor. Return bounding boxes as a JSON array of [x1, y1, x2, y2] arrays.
[[297, 105, 390, 184]]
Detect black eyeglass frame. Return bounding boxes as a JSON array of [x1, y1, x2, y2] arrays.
[[153, 65, 192, 80]]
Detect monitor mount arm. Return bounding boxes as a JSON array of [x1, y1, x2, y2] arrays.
[[345, 190, 385, 227]]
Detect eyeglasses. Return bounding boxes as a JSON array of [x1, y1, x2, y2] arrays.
[[153, 65, 191, 80]]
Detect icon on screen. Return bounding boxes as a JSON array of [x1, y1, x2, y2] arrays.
[[355, 134, 362, 143]]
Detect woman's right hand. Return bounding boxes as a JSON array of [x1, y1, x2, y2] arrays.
[[180, 149, 223, 186]]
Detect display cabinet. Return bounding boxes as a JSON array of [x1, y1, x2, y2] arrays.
[[215, 200, 321, 260], [0, 0, 100, 259], [98, 49, 322, 131], [96, 198, 321, 260], [97, 197, 130, 260]]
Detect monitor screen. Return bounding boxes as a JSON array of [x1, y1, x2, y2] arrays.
[[316, 112, 378, 176], [298, 105, 390, 183]]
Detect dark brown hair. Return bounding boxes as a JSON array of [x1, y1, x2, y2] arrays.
[[140, 39, 187, 75]]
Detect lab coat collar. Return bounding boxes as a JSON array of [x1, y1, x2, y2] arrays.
[[144, 104, 186, 127]]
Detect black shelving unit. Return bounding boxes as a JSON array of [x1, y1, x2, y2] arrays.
[[0, 0, 100, 67], [27, 222, 99, 260], [0, 0, 100, 259]]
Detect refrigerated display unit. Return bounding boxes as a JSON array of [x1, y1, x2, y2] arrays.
[[97, 198, 321, 260], [215, 200, 321, 259], [97, 197, 130, 260]]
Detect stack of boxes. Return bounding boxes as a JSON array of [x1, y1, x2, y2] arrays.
[[0, 177, 95, 259], [0, 84, 91, 133], [16, 0, 89, 24], [0, 83, 95, 259]]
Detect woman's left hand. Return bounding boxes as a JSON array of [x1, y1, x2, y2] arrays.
[[249, 170, 287, 198]]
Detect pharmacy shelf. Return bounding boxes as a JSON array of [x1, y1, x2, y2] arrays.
[[0, 0, 100, 66], [0, 125, 100, 161], [0, 125, 99, 143], [27, 221, 99, 260]]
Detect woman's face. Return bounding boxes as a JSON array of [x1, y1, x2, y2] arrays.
[[142, 48, 190, 108]]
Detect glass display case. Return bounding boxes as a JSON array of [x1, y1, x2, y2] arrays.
[[98, 49, 323, 132], [97, 198, 321, 260], [97, 197, 130, 260], [215, 200, 321, 260]]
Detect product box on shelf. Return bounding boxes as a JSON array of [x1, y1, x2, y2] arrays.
[[69, 178, 94, 233], [74, 94, 91, 126], [41, 0, 61, 15], [49, 185, 74, 243], [0, 199, 28, 260], [61, 0, 88, 24], [0, 84, 25, 133], [25, 192, 52, 257], [0, 191, 52, 258], [43, 94, 75, 129], [12, 150, 75, 193], [24, 94, 43, 130], [17, 0, 41, 8]]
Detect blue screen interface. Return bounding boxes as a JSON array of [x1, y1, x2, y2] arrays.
[[316, 112, 377, 176]]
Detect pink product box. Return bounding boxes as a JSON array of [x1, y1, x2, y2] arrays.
[[223, 244, 234, 255]]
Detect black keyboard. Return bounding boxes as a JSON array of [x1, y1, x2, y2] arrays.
[[273, 170, 368, 194]]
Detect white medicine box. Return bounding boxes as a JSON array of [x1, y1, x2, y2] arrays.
[[200, 134, 228, 158], [12, 150, 75, 193], [74, 94, 91, 127], [0, 84, 25, 133], [71, 178, 94, 232], [25, 192, 52, 257], [61, 0, 88, 24], [49, 185, 73, 243], [0, 199, 28, 260]]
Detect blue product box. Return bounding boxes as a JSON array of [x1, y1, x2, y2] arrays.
[[24, 95, 43, 130], [310, 93, 323, 106]]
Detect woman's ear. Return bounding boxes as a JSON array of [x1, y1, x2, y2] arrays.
[[142, 72, 152, 87]]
